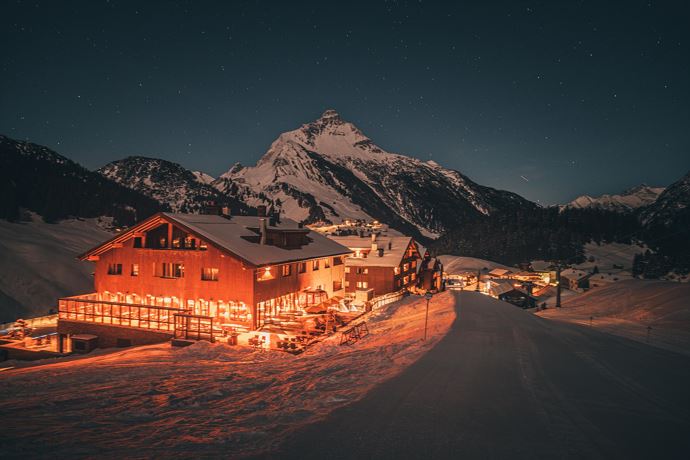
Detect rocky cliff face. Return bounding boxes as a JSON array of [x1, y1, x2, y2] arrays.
[[99, 156, 249, 214]]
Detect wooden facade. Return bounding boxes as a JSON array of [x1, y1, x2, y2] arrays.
[[60, 213, 350, 335], [331, 235, 422, 297]]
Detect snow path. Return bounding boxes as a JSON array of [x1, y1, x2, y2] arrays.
[[0, 292, 455, 458], [274, 292, 690, 459]]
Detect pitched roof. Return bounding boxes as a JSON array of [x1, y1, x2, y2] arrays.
[[489, 268, 512, 277], [560, 269, 590, 280], [530, 260, 553, 272], [328, 235, 417, 268], [80, 212, 351, 267], [488, 280, 516, 296]]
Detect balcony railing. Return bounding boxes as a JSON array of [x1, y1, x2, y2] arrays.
[[58, 294, 184, 332]]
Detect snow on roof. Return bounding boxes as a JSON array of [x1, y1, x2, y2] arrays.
[[488, 280, 517, 296], [489, 268, 512, 277], [328, 235, 415, 267], [531, 260, 553, 272], [82, 212, 351, 267], [71, 334, 98, 340], [165, 213, 351, 267], [560, 269, 589, 280]]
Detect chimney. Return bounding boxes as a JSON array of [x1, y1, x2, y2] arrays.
[[259, 218, 267, 245], [378, 248, 384, 257], [371, 233, 378, 251], [221, 206, 231, 218], [388, 241, 392, 250], [257, 205, 267, 217]]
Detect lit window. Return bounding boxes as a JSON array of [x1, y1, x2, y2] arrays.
[[256, 266, 275, 281], [411, 273, 416, 280], [356, 281, 368, 289], [282, 264, 292, 277], [131, 264, 139, 276], [157, 262, 184, 278], [312, 260, 320, 271], [403, 275, 410, 284], [107, 263, 122, 275], [403, 263, 410, 272], [202, 267, 219, 281], [345, 266, 351, 273], [411, 260, 417, 269], [394, 267, 401, 275], [324, 258, 331, 268]]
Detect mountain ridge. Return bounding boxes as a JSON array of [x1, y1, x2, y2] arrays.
[[214, 109, 536, 239], [99, 156, 250, 214], [565, 184, 665, 213]]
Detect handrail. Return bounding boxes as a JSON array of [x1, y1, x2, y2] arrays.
[[59, 296, 186, 312]]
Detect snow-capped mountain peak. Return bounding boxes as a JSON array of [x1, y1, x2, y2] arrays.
[[565, 184, 665, 212], [214, 110, 534, 239]]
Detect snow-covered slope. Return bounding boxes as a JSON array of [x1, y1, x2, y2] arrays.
[[0, 216, 112, 322], [438, 255, 511, 274], [565, 184, 664, 212], [99, 157, 248, 214], [537, 279, 690, 355], [0, 292, 455, 457], [0, 135, 161, 225], [215, 110, 534, 239], [639, 171, 690, 226], [192, 171, 215, 185]]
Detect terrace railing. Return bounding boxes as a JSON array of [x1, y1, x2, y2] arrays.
[[173, 313, 215, 342], [58, 294, 183, 333], [368, 290, 406, 311]]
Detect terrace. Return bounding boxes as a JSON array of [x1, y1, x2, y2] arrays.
[[57, 290, 374, 353]]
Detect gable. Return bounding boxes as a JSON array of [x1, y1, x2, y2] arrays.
[[80, 212, 351, 267]]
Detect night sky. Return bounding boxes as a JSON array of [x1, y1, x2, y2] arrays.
[[2, 0, 689, 204]]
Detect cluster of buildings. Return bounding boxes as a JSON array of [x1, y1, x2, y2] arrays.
[[55, 210, 443, 353], [446, 262, 595, 309]]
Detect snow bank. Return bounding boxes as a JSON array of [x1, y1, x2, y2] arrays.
[[537, 279, 690, 355], [0, 217, 112, 322], [0, 292, 456, 458], [439, 255, 511, 274]]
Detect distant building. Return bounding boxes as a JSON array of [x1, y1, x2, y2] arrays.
[[417, 252, 444, 292], [328, 234, 422, 297], [560, 269, 591, 291], [488, 280, 537, 308], [57, 212, 351, 351], [488, 268, 513, 279]]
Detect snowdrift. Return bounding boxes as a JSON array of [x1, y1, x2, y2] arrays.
[[0, 292, 456, 458]]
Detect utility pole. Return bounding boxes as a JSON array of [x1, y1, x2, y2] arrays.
[[555, 263, 562, 308], [423, 292, 432, 341]]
